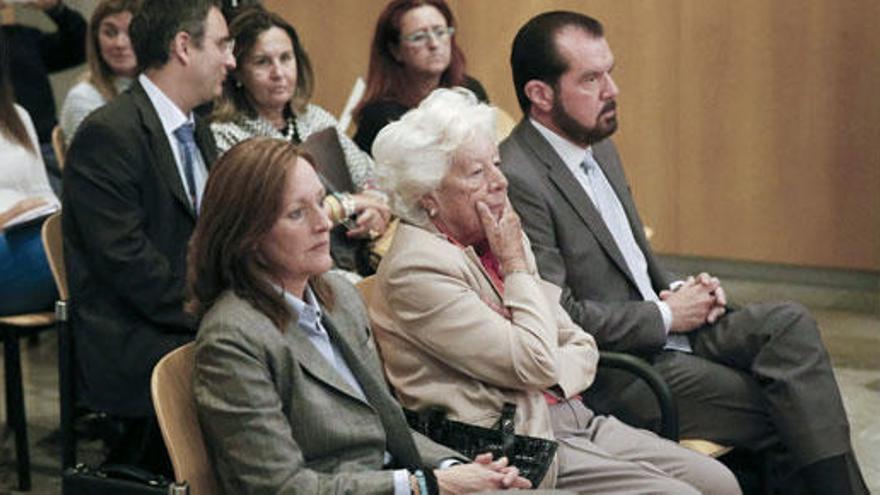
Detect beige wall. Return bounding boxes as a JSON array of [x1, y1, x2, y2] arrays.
[[165, 1, 870, 271]]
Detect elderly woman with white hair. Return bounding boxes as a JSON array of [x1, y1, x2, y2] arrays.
[[367, 88, 741, 495]]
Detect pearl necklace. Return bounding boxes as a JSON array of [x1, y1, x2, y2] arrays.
[[279, 117, 299, 143]]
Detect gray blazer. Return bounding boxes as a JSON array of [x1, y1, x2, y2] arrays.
[[500, 119, 673, 356], [193, 274, 462, 494]]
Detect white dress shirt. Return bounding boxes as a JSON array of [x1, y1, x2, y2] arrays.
[[529, 119, 692, 352], [138, 74, 208, 208]]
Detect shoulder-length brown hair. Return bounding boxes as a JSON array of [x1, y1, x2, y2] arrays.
[[86, 0, 141, 101], [211, 5, 314, 123], [354, 0, 467, 117], [0, 31, 33, 152], [186, 137, 333, 330]]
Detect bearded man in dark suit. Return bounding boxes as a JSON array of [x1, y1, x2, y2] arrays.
[[62, 0, 235, 470], [499, 11, 866, 495]]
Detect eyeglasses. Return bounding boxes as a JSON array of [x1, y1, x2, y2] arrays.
[[400, 26, 455, 46]]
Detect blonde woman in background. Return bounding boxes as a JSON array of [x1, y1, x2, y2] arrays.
[[60, 0, 140, 145]]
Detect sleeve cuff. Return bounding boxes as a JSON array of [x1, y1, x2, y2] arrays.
[[438, 458, 463, 469], [654, 300, 673, 333], [393, 469, 412, 495]]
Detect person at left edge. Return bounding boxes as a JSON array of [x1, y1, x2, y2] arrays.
[[62, 0, 235, 471], [1, 0, 86, 192]]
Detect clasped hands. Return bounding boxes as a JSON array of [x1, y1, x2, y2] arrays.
[[660, 273, 728, 333], [436, 453, 532, 494]]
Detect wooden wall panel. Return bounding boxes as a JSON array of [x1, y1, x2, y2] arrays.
[[677, 0, 880, 270], [265, 0, 879, 271]]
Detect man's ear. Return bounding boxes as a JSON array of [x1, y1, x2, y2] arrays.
[[169, 31, 192, 65], [524, 80, 555, 113]]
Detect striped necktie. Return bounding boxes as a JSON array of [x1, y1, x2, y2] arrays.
[[173, 123, 200, 215]]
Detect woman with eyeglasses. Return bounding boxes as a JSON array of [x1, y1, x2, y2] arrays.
[[352, 0, 488, 155]]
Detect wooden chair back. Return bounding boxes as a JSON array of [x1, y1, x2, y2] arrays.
[[151, 343, 220, 494]]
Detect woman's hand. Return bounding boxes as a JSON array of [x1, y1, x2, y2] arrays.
[[346, 193, 391, 239], [435, 454, 532, 494], [476, 199, 527, 275], [0, 197, 49, 229]]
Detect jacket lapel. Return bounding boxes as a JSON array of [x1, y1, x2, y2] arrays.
[[517, 120, 638, 286], [131, 82, 197, 220], [322, 313, 424, 469], [194, 113, 218, 169], [282, 317, 369, 406]]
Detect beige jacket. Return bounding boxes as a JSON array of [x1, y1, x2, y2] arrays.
[[369, 222, 598, 487]]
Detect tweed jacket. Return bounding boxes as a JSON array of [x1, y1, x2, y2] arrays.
[[193, 274, 462, 495]]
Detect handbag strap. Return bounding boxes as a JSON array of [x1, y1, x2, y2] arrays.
[[497, 403, 517, 435], [494, 403, 517, 455]]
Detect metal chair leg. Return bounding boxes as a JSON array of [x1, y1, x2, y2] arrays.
[[4, 330, 31, 491]]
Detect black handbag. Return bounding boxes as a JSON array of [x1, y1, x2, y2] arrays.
[[404, 403, 558, 487], [62, 464, 169, 495]]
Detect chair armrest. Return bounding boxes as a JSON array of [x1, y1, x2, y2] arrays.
[[596, 351, 679, 441]]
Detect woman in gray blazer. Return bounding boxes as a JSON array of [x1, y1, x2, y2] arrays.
[[185, 137, 532, 494]]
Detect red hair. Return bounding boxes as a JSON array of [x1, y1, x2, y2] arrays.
[[354, 0, 467, 117]]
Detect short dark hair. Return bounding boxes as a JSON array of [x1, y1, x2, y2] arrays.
[[130, 0, 218, 71], [510, 11, 604, 114], [212, 5, 314, 121]]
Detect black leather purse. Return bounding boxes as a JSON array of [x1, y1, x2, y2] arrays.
[[404, 403, 557, 487]]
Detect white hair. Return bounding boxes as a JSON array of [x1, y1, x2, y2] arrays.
[[372, 87, 497, 225]]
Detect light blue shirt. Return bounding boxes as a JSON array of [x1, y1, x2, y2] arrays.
[[530, 119, 692, 352], [277, 286, 417, 493], [138, 74, 208, 209]]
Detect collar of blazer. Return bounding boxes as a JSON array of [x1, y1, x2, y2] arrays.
[[421, 221, 506, 303], [129, 81, 216, 220], [514, 120, 639, 288], [283, 300, 424, 468], [281, 307, 374, 408]]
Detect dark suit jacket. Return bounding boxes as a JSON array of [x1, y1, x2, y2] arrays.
[[500, 119, 673, 356], [194, 276, 463, 494], [62, 81, 218, 417]]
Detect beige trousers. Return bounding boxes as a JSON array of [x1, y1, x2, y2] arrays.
[[551, 401, 741, 495]]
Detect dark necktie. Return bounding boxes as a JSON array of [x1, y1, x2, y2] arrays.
[[173, 123, 200, 214]]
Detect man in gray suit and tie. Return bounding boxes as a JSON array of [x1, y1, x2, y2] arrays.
[[500, 11, 867, 495]]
